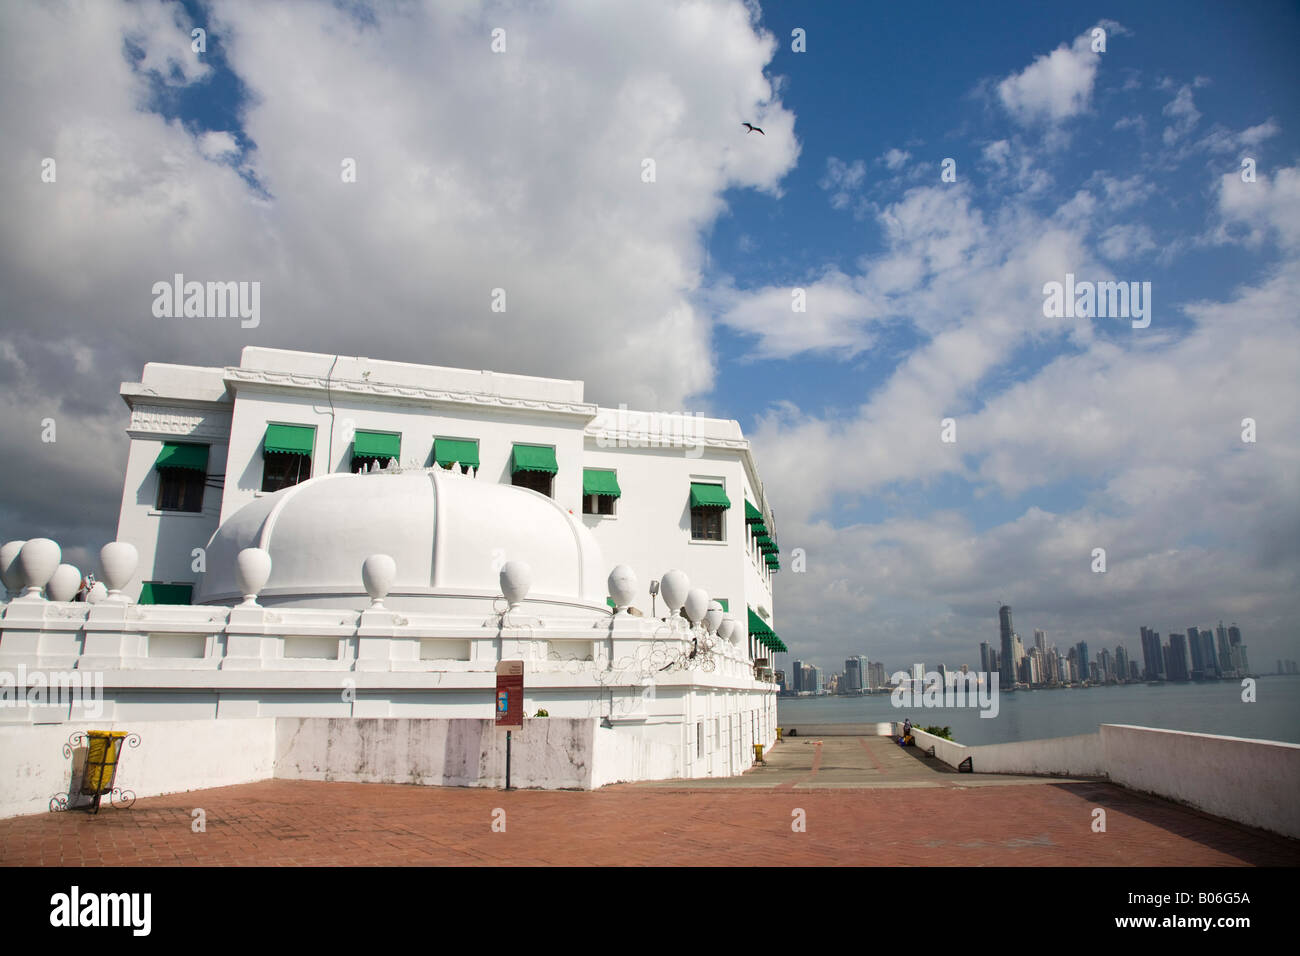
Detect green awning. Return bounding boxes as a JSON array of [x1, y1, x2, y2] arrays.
[[745, 501, 763, 523], [435, 438, 480, 469], [353, 431, 401, 462], [154, 443, 209, 473], [689, 483, 731, 509], [582, 468, 621, 498], [512, 444, 558, 474], [139, 582, 193, 605], [717, 598, 729, 612], [750, 521, 768, 537], [756, 534, 772, 547], [263, 424, 314, 457], [748, 608, 774, 640]]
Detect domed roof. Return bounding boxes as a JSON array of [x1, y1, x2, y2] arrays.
[[197, 467, 607, 613]]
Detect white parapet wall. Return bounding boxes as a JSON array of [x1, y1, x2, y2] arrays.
[[964, 732, 1105, 777], [896, 721, 1300, 839], [0, 718, 276, 820], [1101, 724, 1300, 840]]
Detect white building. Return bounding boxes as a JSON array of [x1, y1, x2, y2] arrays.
[[0, 348, 788, 794]]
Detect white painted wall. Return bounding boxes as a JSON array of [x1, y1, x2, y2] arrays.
[[1101, 724, 1300, 839], [897, 721, 1299, 839], [275, 717, 597, 789], [0, 718, 275, 820]]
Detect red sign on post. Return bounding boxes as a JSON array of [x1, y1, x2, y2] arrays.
[[495, 660, 524, 728]]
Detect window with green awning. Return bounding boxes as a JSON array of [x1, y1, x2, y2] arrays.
[[582, 468, 621, 498], [263, 424, 315, 457], [139, 582, 193, 605], [352, 430, 401, 470], [511, 444, 558, 474], [689, 482, 731, 509], [154, 442, 209, 473], [435, 438, 480, 470]]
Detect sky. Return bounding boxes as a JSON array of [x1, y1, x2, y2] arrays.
[[1, 0, 1297, 676]]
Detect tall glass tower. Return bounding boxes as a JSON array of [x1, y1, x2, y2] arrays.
[[999, 605, 1014, 686]]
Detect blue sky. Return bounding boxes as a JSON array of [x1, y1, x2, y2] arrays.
[[1, 0, 1297, 675]]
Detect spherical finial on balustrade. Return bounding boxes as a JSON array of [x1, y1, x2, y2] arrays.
[[18, 538, 61, 600], [99, 541, 139, 604], [46, 563, 82, 602], [362, 554, 397, 609], [607, 564, 637, 612], [717, 617, 737, 644], [234, 547, 272, 607], [658, 569, 689, 617], [499, 560, 532, 610], [1, 540, 27, 598], [683, 587, 710, 625]]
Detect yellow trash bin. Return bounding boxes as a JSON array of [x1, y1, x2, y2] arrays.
[[754, 744, 765, 764], [776, 727, 783, 741], [80, 731, 127, 797]]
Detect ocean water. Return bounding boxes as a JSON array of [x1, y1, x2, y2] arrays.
[[776, 676, 1300, 746]]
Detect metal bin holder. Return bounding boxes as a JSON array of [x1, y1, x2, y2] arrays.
[[50, 731, 140, 813]]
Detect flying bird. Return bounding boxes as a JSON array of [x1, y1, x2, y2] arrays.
[[742, 123, 765, 135]]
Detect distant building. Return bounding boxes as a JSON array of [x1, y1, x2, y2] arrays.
[[999, 605, 1015, 688], [1171, 633, 1191, 681], [1216, 623, 1232, 675], [791, 659, 804, 694], [868, 661, 886, 691], [1076, 641, 1090, 683], [1140, 626, 1164, 681]]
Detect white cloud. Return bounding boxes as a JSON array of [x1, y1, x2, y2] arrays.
[[1161, 84, 1201, 145], [996, 26, 1108, 127]]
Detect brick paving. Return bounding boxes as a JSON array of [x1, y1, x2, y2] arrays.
[[2, 736, 1295, 867]]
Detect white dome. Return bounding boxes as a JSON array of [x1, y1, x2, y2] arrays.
[[197, 467, 607, 614]]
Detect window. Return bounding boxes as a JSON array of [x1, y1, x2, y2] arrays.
[[351, 430, 401, 472], [433, 438, 479, 475], [157, 469, 205, 512], [688, 481, 729, 541], [262, 453, 311, 492], [691, 507, 723, 540], [154, 443, 208, 513], [261, 424, 315, 492], [581, 469, 620, 515], [513, 469, 553, 497]]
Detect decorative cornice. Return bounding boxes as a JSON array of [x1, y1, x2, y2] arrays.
[[224, 367, 598, 418], [127, 404, 232, 440]]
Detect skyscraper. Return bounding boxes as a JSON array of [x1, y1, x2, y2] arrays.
[[1140, 626, 1164, 680], [1075, 641, 1090, 684], [1188, 627, 1204, 679], [1114, 645, 1129, 683], [999, 605, 1014, 687], [1034, 629, 1047, 657], [979, 641, 993, 676], [1167, 633, 1190, 681], [1198, 630, 1219, 678], [1216, 623, 1232, 674], [791, 659, 803, 694]]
